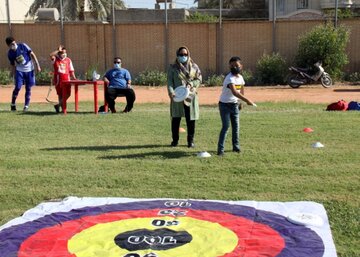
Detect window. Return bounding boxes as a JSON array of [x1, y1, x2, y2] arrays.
[[277, 0, 285, 13], [297, 0, 308, 9]]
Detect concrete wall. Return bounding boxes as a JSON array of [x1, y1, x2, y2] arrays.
[[1, 20, 359, 79], [113, 9, 189, 23]]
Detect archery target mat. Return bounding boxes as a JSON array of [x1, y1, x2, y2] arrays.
[[0, 197, 337, 257]]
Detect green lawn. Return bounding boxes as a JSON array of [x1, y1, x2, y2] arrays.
[[0, 102, 359, 256]]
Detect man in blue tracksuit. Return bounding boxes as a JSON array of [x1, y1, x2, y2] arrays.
[[103, 57, 136, 113], [5, 36, 41, 112]]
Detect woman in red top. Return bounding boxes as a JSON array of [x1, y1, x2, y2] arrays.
[[50, 45, 76, 113]]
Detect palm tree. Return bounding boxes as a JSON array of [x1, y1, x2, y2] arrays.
[[26, 0, 126, 21]]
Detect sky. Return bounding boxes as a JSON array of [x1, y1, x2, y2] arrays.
[[124, 0, 198, 9], [0, 0, 198, 22]]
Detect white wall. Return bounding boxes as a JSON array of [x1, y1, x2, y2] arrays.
[[0, 0, 33, 23]]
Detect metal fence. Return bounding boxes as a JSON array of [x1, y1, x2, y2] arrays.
[[1, 20, 359, 79]]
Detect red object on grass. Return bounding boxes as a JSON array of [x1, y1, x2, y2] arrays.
[[326, 100, 348, 111], [303, 127, 314, 133]]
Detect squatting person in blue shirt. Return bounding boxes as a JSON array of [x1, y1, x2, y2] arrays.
[[5, 36, 41, 112], [103, 57, 136, 113]]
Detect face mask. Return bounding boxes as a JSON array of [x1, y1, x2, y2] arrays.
[[177, 56, 188, 63], [10, 43, 17, 51], [114, 63, 121, 69], [230, 66, 241, 75]]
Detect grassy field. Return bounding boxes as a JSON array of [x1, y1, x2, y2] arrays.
[[0, 102, 359, 256]]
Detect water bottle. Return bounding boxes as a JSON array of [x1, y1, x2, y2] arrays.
[[92, 70, 100, 81]]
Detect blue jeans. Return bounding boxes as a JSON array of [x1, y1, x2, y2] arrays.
[[217, 102, 240, 154], [12, 70, 35, 106]]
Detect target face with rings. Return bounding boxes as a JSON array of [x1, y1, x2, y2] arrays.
[[0, 198, 330, 257]]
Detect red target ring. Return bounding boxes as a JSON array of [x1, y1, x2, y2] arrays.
[[19, 209, 285, 256]]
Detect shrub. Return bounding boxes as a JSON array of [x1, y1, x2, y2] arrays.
[[134, 69, 167, 86], [0, 69, 12, 85], [242, 69, 255, 86], [187, 12, 218, 23], [346, 72, 360, 83], [85, 64, 102, 81], [295, 24, 350, 80], [254, 53, 287, 85], [203, 73, 224, 87], [203, 70, 254, 87], [36, 68, 53, 85], [323, 8, 354, 19]]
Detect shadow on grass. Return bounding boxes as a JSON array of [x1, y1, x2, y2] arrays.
[[41, 144, 166, 151], [0, 110, 58, 115], [20, 111, 100, 116], [21, 111, 59, 116], [42, 144, 195, 159], [99, 150, 192, 159]]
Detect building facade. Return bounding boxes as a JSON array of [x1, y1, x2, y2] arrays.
[[197, 0, 360, 20], [270, 0, 359, 20]]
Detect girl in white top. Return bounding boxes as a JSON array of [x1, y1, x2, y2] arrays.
[[217, 56, 256, 156], [220, 72, 246, 103]]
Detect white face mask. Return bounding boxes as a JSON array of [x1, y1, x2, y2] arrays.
[[10, 43, 17, 51], [114, 63, 121, 69]]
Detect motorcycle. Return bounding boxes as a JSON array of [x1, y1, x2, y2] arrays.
[[287, 61, 332, 88]]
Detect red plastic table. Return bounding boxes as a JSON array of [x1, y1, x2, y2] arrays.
[[60, 80, 108, 114]]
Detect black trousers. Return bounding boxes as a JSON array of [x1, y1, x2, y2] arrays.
[[105, 87, 136, 112], [171, 104, 195, 144]]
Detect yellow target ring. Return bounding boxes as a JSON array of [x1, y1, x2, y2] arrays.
[[68, 216, 238, 257]]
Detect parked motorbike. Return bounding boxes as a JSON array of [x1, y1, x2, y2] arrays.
[[287, 61, 332, 88]]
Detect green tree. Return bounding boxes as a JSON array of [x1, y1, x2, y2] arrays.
[[295, 24, 350, 79], [194, 0, 237, 9], [26, 0, 125, 21], [195, 0, 266, 9], [187, 12, 218, 22]]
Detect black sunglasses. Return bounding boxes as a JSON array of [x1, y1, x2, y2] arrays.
[[178, 53, 188, 57], [114, 61, 121, 64]]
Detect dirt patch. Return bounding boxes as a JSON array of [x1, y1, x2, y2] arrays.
[[1, 84, 359, 105]]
